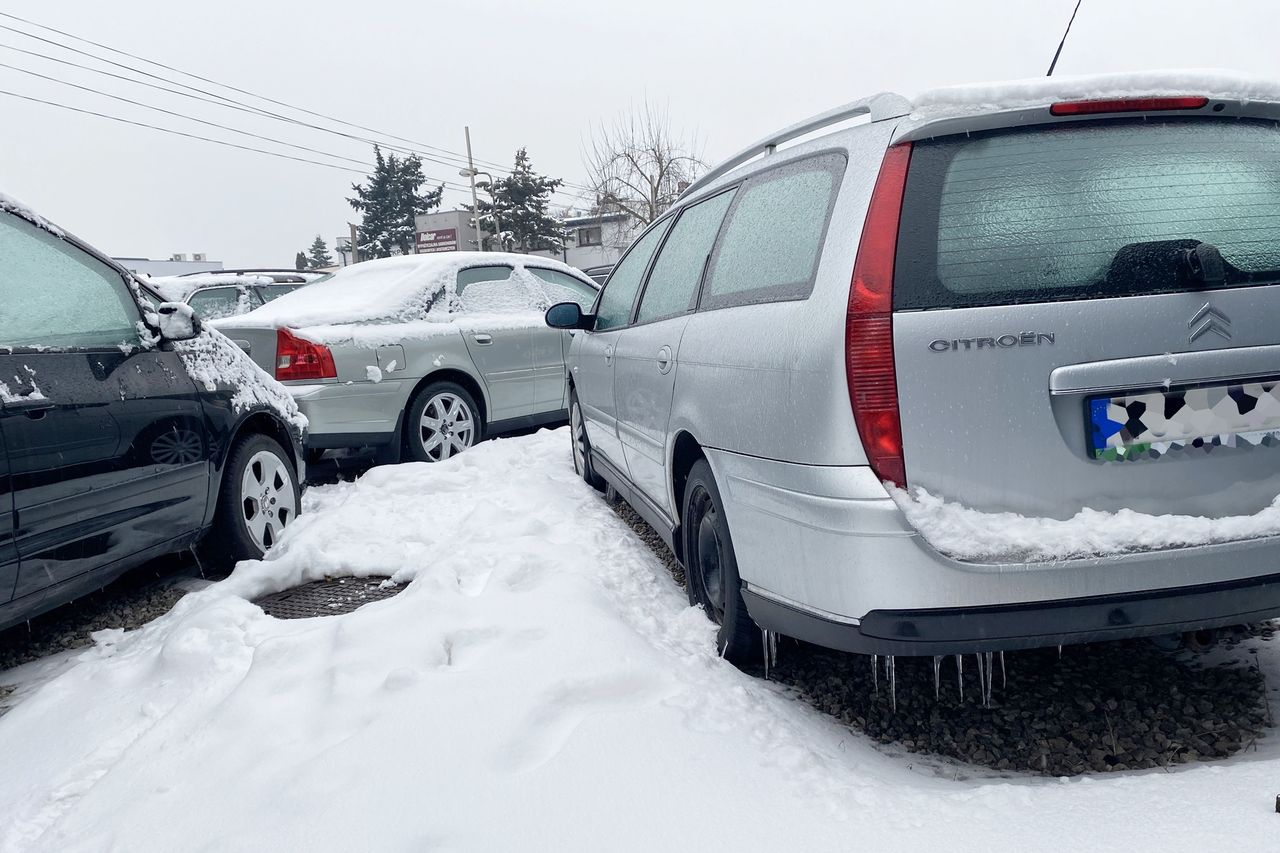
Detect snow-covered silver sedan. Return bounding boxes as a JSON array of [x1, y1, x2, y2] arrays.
[[214, 252, 598, 463]]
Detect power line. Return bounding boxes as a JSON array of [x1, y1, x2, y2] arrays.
[[0, 11, 514, 174], [0, 88, 369, 174], [0, 14, 598, 196]]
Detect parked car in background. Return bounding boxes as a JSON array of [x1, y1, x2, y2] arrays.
[[215, 253, 598, 464], [548, 72, 1280, 665], [0, 194, 306, 632], [581, 264, 614, 285], [148, 269, 320, 321]]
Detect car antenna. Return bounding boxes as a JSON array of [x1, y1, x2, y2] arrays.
[[1045, 0, 1083, 77]]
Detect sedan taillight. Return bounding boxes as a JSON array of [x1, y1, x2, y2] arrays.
[[275, 328, 336, 381]]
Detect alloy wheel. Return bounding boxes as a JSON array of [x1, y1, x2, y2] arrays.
[[691, 487, 727, 624], [570, 399, 586, 476], [240, 449, 296, 552], [419, 392, 476, 461]]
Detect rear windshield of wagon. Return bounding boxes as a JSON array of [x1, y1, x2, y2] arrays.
[[894, 118, 1280, 310]]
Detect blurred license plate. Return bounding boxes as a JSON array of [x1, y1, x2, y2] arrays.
[[1087, 378, 1280, 461]]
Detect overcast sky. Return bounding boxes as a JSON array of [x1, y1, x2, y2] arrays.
[[3, 0, 1279, 267]]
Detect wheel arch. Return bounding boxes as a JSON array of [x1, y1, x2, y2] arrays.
[[669, 430, 707, 564], [405, 368, 489, 431]]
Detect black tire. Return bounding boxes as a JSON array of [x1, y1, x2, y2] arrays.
[[202, 433, 300, 570], [569, 387, 606, 491], [682, 459, 760, 664], [404, 381, 483, 463]]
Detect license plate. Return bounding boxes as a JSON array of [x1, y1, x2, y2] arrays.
[[1087, 378, 1280, 461]]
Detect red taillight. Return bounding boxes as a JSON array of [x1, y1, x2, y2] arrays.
[[1049, 96, 1208, 116], [847, 142, 911, 490], [275, 328, 336, 381]]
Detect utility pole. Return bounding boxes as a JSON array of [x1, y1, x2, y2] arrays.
[[348, 222, 360, 264], [465, 126, 484, 251]]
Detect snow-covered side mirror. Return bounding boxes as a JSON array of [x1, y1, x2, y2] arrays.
[[156, 301, 203, 342]]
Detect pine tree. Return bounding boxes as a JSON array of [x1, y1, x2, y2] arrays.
[[294, 251, 308, 271], [348, 146, 444, 258], [307, 235, 333, 269], [477, 149, 564, 253]]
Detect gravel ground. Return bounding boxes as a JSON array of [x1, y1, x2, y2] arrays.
[[0, 554, 204, 674], [609, 498, 1275, 776]]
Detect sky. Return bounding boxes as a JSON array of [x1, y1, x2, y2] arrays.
[[2, 0, 1280, 268]]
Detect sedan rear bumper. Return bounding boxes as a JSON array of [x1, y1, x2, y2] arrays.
[[744, 570, 1280, 655]]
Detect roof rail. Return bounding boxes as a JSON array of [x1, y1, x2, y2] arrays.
[[679, 91, 911, 199]]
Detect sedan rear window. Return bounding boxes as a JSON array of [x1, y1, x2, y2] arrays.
[[895, 119, 1280, 309]]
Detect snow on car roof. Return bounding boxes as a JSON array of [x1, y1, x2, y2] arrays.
[[146, 273, 277, 303], [908, 68, 1280, 121], [0, 191, 65, 238], [223, 251, 585, 330]]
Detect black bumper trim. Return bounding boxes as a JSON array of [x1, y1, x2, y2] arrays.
[[306, 431, 395, 450], [743, 571, 1280, 656]]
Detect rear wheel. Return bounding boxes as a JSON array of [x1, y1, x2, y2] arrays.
[[682, 459, 760, 664], [405, 381, 481, 462], [203, 433, 300, 569], [569, 388, 605, 491]]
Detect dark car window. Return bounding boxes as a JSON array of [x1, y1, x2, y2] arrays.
[[702, 153, 845, 310], [0, 212, 138, 348], [527, 267, 597, 310], [594, 221, 669, 331], [188, 286, 258, 319], [258, 283, 304, 303], [896, 119, 1280, 309], [637, 189, 736, 324], [456, 265, 514, 296]]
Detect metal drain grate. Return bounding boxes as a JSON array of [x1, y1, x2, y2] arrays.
[[254, 577, 404, 619]]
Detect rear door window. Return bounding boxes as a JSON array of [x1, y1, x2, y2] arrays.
[[701, 153, 845, 310], [635, 189, 735, 325], [0, 213, 138, 348], [896, 119, 1280, 309], [526, 267, 598, 310], [593, 220, 670, 331]]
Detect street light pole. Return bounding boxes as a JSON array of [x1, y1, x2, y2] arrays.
[[464, 126, 484, 251]]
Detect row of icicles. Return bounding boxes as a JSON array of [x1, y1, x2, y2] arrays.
[[761, 630, 1027, 711]]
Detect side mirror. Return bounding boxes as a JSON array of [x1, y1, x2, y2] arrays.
[[545, 301, 592, 330], [156, 301, 203, 342]]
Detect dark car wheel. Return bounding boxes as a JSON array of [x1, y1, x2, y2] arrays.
[[569, 388, 605, 491], [682, 459, 760, 664], [404, 381, 482, 463], [203, 432, 300, 569]]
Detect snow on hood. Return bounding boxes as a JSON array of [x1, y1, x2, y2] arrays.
[[0, 191, 65, 238], [146, 273, 275, 304], [892, 485, 1280, 563], [223, 252, 578, 330], [909, 68, 1280, 121]]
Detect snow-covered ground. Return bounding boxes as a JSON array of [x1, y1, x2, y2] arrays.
[[1, 429, 1278, 852]]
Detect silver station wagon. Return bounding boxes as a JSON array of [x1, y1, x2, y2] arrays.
[[548, 71, 1280, 664]]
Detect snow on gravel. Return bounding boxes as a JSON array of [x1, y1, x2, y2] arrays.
[[1, 430, 1279, 852]]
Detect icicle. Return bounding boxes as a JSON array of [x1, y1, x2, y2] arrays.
[[1057, 644, 1063, 660], [956, 654, 964, 702], [999, 651, 1007, 690], [888, 655, 897, 712], [983, 651, 994, 707], [871, 654, 878, 693], [975, 653, 986, 708], [761, 629, 776, 678], [768, 630, 778, 673], [932, 655, 942, 701]]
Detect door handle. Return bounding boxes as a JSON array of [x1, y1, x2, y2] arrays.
[[472, 333, 493, 345], [604, 345, 613, 364], [2, 397, 54, 417], [656, 346, 672, 374]]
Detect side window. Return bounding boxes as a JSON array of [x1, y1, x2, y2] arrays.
[[188, 287, 249, 320], [0, 212, 139, 348], [593, 221, 669, 331], [526, 267, 598, 310], [702, 153, 846, 310], [636, 190, 736, 324], [456, 265, 540, 314]]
